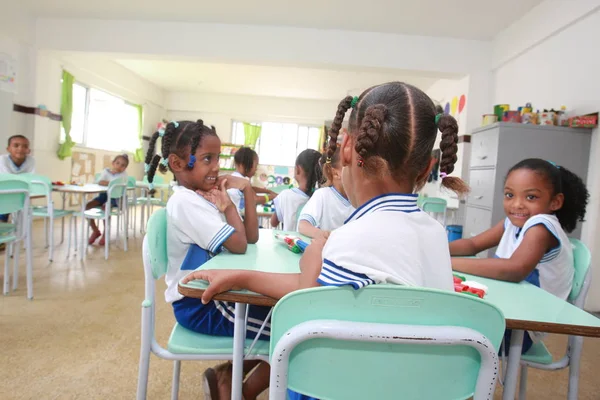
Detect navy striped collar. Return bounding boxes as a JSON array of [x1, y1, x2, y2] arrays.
[[291, 187, 309, 198], [345, 193, 419, 223], [330, 186, 351, 207]]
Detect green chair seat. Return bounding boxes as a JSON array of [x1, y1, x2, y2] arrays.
[[167, 323, 270, 355], [84, 208, 122, 219], [32, 208, 74, 218], [0, 234, 17, 244], [521, 341, 553, 365], [0, 222, 16, 236]]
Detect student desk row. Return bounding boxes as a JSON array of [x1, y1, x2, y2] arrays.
[[179, 230, 600, 400]]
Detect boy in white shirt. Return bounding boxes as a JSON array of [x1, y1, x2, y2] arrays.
[[0, 135, 35, 224]]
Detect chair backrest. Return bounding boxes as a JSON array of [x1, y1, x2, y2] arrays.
[[127, 176, 136, 188], [145, 208, 168, 280], [272, 184, 293, 194], [0, 178, 31, 214], [421, 197, 447, 213], [569, 238, 592, 306], [18, 173, 52, 198], [270, 285, 505, 400], [107, 178, 128, 199], [95, 172, 101, 181]]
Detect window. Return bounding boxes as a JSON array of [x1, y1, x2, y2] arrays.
[[231, 121, 321, 166], [61, 83, 140, 153]]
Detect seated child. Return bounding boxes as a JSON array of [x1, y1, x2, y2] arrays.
[[87, 154, 129, 245], [449, 158, 588, 353], [298, 148, 355, 238], [0, 135, 36, 224], [227, 146, 278, 214], [144, 120, 267, 400], [183, 82, 469, 399], [271, 149, 322, 231]]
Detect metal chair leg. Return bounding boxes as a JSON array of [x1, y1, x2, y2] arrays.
[[519, 365, 528, 400], [171, 360, 181, 400]]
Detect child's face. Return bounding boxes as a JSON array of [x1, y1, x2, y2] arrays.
[[503, 168, 563, 228], [246, 156, 258, 178], [178, 135, 221, 192], [7, 137, 30, 163], [112, 157, 128, 173]]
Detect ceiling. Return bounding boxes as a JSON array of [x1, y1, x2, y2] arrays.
[[20, 0, 542, 40], [112, 58, 445, 100]]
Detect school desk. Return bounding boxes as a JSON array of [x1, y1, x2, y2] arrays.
[[52, 184, 107, 260], [178, 230, 600, 400]]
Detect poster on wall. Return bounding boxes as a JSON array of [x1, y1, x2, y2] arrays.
[[70, 151, 96, 206], [0, 53, 17, 94]]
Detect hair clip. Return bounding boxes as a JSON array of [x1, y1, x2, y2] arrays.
[[325, 157, 332, 164], [158, 128, 165, 137], [547, 160, 559, 169], [148, 183, 155, 191], [435, 113, 443, 126], [350, 96, 359, 109], [171, 120, 179, 128], [160, 158, 169, 167], [357, 157, 364, 167], [439, 172, 448, 179], [188, 155, 196, 169], [144, 163, 150, 173]]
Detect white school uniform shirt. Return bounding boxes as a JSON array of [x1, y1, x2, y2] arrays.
[[164, 185, 235, 303], [317, 193, 453, 291], [226, 171, 247, 214], [96, 168, 128, 183], [495, 214, 573, 300], [298, 186, 355, 231], [0, 154, 35, 174], [272, 187, 310, 231]]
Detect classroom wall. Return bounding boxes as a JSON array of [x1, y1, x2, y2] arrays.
[[166, 92, 338, 143], [33, 51, 166, 204], [492, 4, 600, 310]]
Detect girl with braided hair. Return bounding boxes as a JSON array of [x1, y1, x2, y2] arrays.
[[143, 120, 269, 399], [182, 82, 468, 399]]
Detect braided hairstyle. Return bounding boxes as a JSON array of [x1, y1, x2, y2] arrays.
[[295, 149, 323, 196], [144, 120, 218, 193], [234, 147, 258, 177], [326, 82, 469, 195], [507, 159, 589, 233], [320, 147, 341, 186]]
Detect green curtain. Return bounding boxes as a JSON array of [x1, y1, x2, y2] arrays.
[[57, 70, 75, 160], [319, 125, 326, 152], [133, 104, 144, 162], [243, 122, 261, 148]]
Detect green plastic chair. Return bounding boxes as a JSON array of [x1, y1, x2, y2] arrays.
[[421, 197, 448, 226], [137, 208, 269, 400], [0, 177, 34, 299], [137, 175, 167, 232], [269, 285, 505, 400], [83, 178, 128, 260], [18, 173, 76, 261], [125, 176, 139, 238], [519, 238, 592, 400]]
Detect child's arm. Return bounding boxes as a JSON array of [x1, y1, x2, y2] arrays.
[[241, 186, 259, 244], [298, 220, 330, 239], [253, 186, 277, 198], [181, 235, 326, 303], [452, 225, 557, 282], [270, 213, 279, 228], [449, 220, 504, 256]]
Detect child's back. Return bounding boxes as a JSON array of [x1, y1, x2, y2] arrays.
[[273, 187, 309, 230]]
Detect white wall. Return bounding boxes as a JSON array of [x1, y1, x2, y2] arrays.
[[166, 92, 337, 142], [492, 5, 600, 310], [33, 51, 166, 192]]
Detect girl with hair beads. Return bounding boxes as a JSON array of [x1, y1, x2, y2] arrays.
[[270, 149, 323, 231], [450, 158, 588, 353], [182, 82, 469, 399], [227, 146, 278, 214], [297, 146, 354, 238], [144, 120, 268, 400], [87, 153, 129, 245]]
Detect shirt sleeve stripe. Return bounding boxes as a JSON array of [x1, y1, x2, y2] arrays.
[[208, 224, 235, 253], [317, 259, 376, 290], [298, 214, 317, 226]]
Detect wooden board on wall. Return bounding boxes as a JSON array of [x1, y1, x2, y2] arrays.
[[70, 151, 96, 206]]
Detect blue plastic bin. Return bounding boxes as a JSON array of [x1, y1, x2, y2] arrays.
[[447, 225, 463, 242]]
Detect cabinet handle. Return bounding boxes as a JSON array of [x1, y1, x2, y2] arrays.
[[478, 155, 488, 160], [474, 195, 484, 200]]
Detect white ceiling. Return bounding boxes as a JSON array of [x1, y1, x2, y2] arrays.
[[112, 58, 445, 100], [20, 0, 542, 40]]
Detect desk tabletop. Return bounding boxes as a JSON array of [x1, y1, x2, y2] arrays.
[[135, 181, 171, 189], [52, 184, 108, 194], [179, 230, 600, 337]]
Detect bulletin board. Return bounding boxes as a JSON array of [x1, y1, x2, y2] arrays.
[[103, 155, 113, 170], [70, 151, 96, 206]]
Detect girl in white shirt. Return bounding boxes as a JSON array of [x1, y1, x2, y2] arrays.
[[450, 158, 588, 353], [298, 148, 355, 238], [226, 146, 277, 214], [271, 149, 323, 230], [183, 82, 469, 400]]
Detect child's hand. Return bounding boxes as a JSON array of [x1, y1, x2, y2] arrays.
[[316, 230, 331, 241], [218, 175, 250, 191], [197, 179, 234, 213], [181, 269, 243, 304]]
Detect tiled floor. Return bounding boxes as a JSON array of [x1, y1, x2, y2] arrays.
[[1, 216, 600, 399]]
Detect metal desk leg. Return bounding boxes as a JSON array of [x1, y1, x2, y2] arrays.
[[80, 194, 87, 260], [232, 302, 247, 400], [502, 329, 524, 400], [60, 192, 66, 244]]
